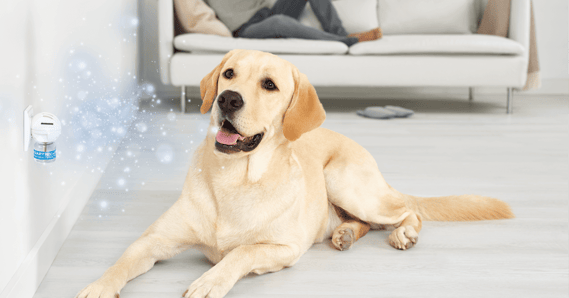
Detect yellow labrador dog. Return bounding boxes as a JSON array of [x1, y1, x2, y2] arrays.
[[77, 49, 514, 298]]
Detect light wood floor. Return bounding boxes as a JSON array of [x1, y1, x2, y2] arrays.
[[33, 94, 568, 298]]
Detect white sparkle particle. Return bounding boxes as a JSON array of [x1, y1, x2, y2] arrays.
[[135, 122, 147, 133], [156, 144, 174, 163]]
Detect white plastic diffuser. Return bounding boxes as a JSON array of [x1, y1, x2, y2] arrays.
[[31, 112, 61, 143], [23, 106, 62, 163]]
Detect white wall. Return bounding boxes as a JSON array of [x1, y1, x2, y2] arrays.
[[533, 0, 568, 80], [140, 0, 568, 100], [527, 0, 569, 93], [0, 0, 139, 297]]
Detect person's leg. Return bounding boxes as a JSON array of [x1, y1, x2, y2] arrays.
[[233, 7, 272, 37], [235, 0, 306, 37], [240, 15, 358, 46], [308, 0, 349, 36], [270, 0, 307, 19]]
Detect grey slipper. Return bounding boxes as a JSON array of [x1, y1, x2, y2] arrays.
[[384, 105, 414, 117], [356, 107, 397, 119]]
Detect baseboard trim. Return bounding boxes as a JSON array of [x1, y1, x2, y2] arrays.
[[0, 150, 118, 298]]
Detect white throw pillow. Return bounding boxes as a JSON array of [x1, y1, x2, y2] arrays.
[[299, 0, 379, 34], [378, 0, 478, 35]]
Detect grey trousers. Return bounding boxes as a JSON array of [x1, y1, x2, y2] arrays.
[[234, 0, 358, 46]]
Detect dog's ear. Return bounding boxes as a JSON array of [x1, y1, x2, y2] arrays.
[[200, 50, 240, 114], [282, 69, 326, 141]]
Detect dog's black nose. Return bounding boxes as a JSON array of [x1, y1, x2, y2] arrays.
[[218, 90, 243, 115]]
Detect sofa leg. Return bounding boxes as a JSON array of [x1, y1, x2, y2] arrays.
[[506, 87, 513, 114], [468, 87, 473, 101], [180, 86, 186, 113]]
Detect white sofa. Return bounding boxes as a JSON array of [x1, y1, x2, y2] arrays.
[[157, 0, 531, 114]]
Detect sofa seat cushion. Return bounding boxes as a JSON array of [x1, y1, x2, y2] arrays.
[[174, 33, 348, 55], [349, 35, 524, 55]]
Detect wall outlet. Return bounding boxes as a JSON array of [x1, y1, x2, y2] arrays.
[[23, 105, 33, 151]]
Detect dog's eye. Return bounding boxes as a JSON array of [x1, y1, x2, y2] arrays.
[[262, 79, 277, 91], [223, 69, 234, 79]]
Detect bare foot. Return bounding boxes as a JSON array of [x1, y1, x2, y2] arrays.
[[348, 27, 382, 42]]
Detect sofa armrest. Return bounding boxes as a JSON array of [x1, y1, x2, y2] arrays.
[[509, 0, 530, 59], [158, 0, 174, 85]]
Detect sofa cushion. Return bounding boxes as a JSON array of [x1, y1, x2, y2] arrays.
[[299, 0, 379, 34], [332, 0, 379, 34], [174, 33, 349, 54], [349, 35, 524, 55], [170, 53, 528, 88], [378, 0, 479, 35]]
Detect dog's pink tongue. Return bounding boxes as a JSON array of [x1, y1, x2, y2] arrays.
[[216, 130, 241, 145]]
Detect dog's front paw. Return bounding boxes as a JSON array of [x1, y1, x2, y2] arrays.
[[388, 226, 418, 250], [332, 227, 355, 251], [76, 279, 121, 298], [183, 270, 234, 298]]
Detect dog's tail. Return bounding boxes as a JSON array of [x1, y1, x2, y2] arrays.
[[402, 194, 514, 221]]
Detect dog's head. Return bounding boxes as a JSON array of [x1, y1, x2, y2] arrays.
[[200, 49, 325, 155]]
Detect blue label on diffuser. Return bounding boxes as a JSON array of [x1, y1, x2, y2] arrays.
[[34, 149, 56, 160]]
